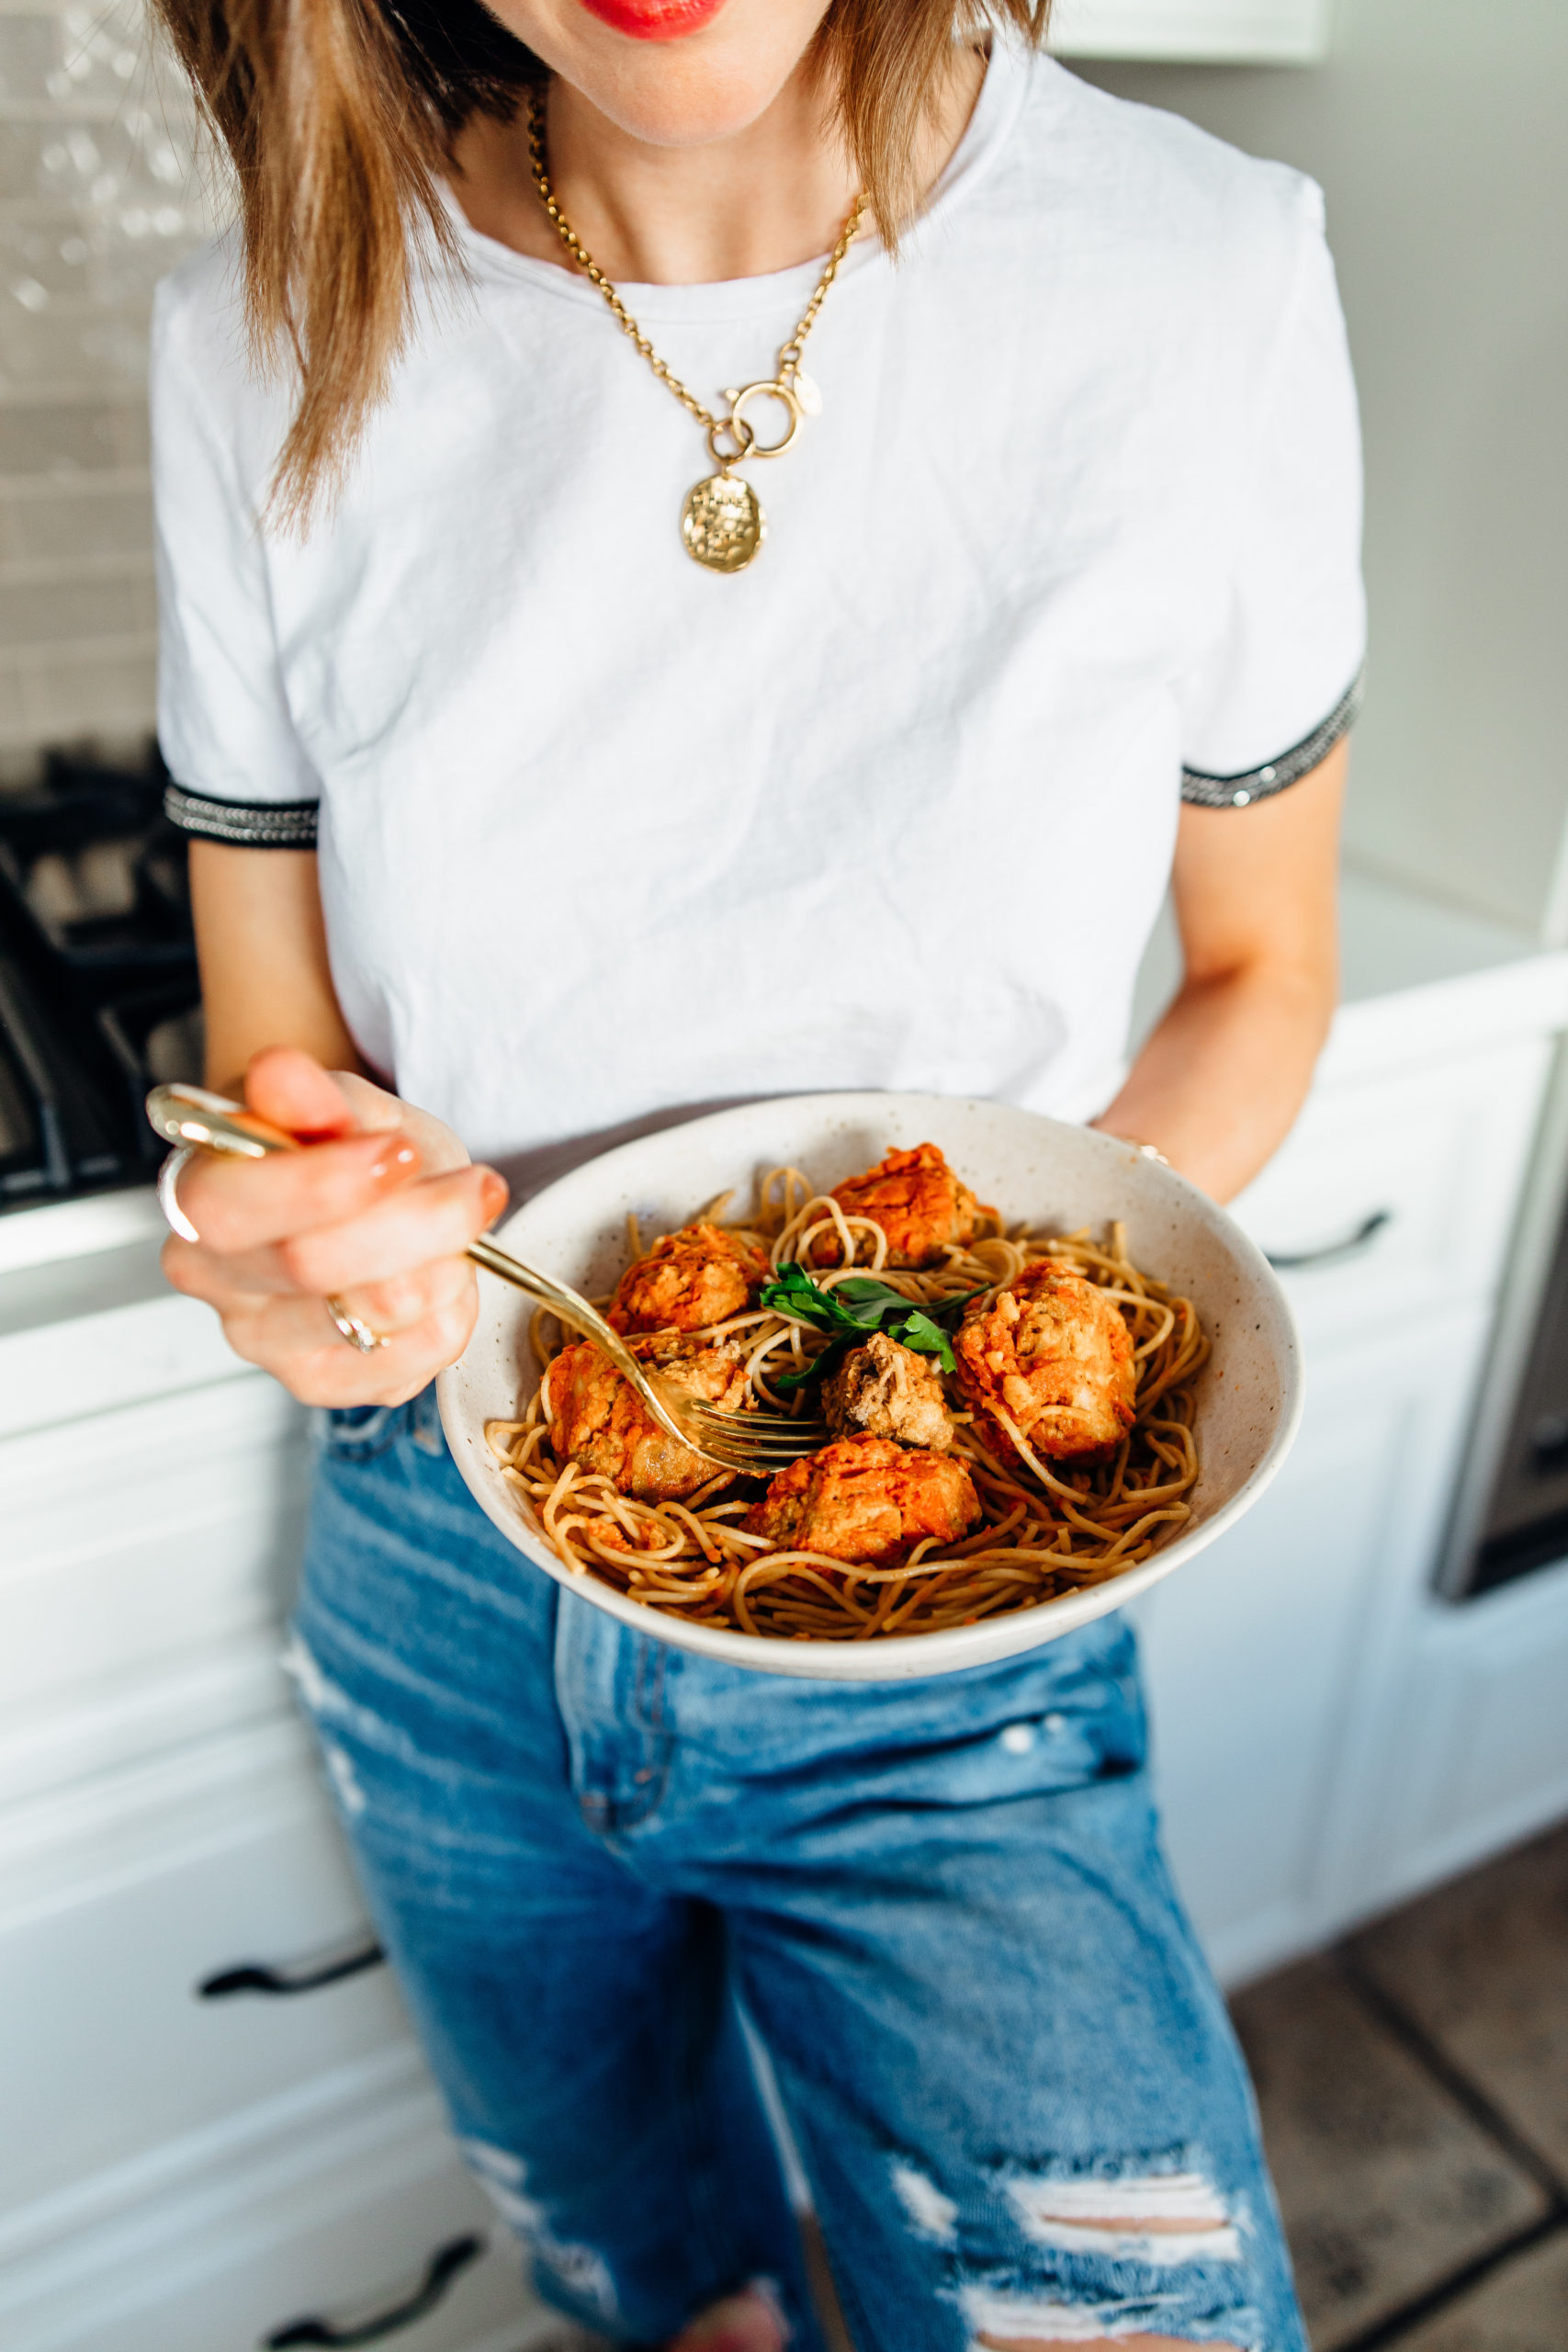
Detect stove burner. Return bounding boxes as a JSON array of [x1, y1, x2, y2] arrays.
[[0, 745, 200, 1208]]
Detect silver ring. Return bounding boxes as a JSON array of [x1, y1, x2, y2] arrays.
[[325, 1294, 389, 1353], [158, 1145, 201, 1243]]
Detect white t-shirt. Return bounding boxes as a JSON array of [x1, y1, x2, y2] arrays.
[[152, 41, 1364, 1190]]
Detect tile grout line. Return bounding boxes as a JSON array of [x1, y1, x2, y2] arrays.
[[1318, 1947, 1568, 2348], [1324, 2212, 1568, 2352], [1332, 1947, 1568, 2206]]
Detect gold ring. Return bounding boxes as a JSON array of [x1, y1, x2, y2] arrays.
[[325, 1295, 389, 1353]]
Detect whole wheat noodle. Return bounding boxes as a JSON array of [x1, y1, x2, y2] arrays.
[[485, 1165, 1209, 1643]]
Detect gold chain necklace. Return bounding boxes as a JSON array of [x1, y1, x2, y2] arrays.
[[525, 86, 864, 574]]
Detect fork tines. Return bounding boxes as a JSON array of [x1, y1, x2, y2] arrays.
[[680, 1402, 828, 1472], [683, 1404, 827, 1435]]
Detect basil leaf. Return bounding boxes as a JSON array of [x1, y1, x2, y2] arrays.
[[758, 1263, 849, 1334], [758, 1265, 986, 1382], [886, 1309, 956, 1373]]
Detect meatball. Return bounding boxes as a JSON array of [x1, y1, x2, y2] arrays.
[[546, 1333, 747, 1502], [745, 1434, 979, 1569], [821, 1331, 954, 1453], [813, 1143, 997, 1268], [953, 1259, 1135, 1464], [608, 1222, 770, 1335]]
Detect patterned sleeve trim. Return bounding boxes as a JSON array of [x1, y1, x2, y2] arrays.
[[1180, 667, 1365, 808], [164, 783, 320, 848]]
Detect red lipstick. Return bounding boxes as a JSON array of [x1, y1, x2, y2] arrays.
[[576, 0, 730, 38]]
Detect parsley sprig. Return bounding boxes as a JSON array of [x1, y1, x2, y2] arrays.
[[759, 1262, 985, 1392]]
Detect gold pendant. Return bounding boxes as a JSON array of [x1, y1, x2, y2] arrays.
[[681, 470, 765, 574]]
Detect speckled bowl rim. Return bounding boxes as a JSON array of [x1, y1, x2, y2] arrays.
[[437, 1093, 1302, 1681]]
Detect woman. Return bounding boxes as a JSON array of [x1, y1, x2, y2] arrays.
[[150, 1, 1362, 2346]]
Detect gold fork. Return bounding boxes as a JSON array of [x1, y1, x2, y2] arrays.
[[144, 1084, 829, 1475]]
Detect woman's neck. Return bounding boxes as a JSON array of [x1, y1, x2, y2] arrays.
[[451, 42, 987, 286]]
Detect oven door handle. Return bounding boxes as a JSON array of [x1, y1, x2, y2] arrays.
[[265, 2234, 484, 2347], [1266, 1209, 1393, 1272]]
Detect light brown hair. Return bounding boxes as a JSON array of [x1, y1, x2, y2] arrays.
[[151, 0, 1052, 518]]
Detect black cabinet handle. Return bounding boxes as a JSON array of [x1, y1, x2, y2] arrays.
[[264, 2233, 484, 2347], [1266, 1209, 1393, 1272], [197, 1937, 385, 2000]]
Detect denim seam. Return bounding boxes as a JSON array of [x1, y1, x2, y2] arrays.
[[606, 1638, 671, 1832], [647, 1644, 672, 1813]]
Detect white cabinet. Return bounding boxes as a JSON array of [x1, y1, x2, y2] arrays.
[[1224, 1035, 1554, 1350], [0, 1277, 549, 2351], [1340, 1555, 1568, 1917], [1140, 961, 1568, 1983], [1051, 0, 1332, 65], [0, 1380, 308, 1808], [0, 2056, 546, 2352], [1140, 1303, 1494, 1983], [0, 1722, 409, 2221]]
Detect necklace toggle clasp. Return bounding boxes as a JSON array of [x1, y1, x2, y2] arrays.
[[723, 379, 805, 462]]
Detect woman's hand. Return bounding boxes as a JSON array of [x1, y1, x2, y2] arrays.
[[161, 1046, 508, 1407]]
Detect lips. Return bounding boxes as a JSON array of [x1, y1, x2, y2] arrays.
[[576, 0, 730, 39]]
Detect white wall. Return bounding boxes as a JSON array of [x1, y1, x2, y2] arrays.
[[1074, 0, 1568, 943]]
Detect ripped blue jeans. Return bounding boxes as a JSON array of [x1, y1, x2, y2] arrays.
[[288, 1390, 1308, 2352]]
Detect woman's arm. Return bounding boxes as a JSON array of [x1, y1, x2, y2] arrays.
[[1093, 739, 1348, 1203], [191, 841, 365, 1090], [166, 842, 506, 1406]]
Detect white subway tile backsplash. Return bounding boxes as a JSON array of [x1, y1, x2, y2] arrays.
[[93, 206, 207, 301], [0, 292, 151, 389], [0, 0, 211, 745], [4, 629, 156, 741], [0, 652, 25, 734], [0, 395, 143, 472], [0, 17, 57, 105], [0, 562, 145, 643], [0, 206, 89, 297], [0, 470, 151, 560]]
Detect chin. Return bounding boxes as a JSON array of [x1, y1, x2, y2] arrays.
[[502, 0, 829, 148], [588, 69, 794, 149]]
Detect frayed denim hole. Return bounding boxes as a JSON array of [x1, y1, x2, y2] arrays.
[[998, 2158, 1244, 2267], [457, 2140, 620, 2324], [890, 2157, 960, 2247], [952, 2273, 1263, 2349], [909, 2153, 1264, 2351]]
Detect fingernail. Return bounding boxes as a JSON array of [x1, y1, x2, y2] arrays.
[[367, 1138, 421, 1182], [479, 1170, 508, 1220]]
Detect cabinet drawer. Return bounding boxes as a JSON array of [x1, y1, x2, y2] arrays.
[[158, 2212, 540, 2352], [1230, 1034, 1551, 1340], [0, 2083, 551, 2352], [0, 1724, 408, 2226], [0, 1380, 309, 1798]]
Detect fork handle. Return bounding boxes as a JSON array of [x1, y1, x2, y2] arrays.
[[143, 1085, 705, 1462], [465, 1236, 632, 1363]]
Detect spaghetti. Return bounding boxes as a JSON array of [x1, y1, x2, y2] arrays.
[[484, 1164, 1209, 1643]]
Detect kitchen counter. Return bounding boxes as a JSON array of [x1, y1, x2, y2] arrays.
[[1134, 860, 1568, 1077]]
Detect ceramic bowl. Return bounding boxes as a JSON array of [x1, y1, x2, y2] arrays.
[[437, 1092, 1301, 1680]]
